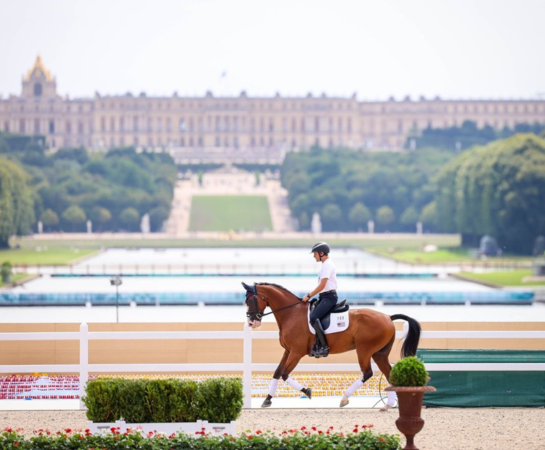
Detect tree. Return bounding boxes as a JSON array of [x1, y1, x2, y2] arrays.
[[348, 203, 371, 230], [376, 206, 395, 231], [321, 203, 343, 231], [0, 158, 35, 247], [148, 206, 169, 232], [90, 206, 112, 231], [420, 202, 437, 230], [400, 206, 420, 227], [40, 209, 59, 231], [119, 207, 140, 231], [62, 205, 86, 231]]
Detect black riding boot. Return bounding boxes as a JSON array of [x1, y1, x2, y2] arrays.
[[312, 320, 330, 358]]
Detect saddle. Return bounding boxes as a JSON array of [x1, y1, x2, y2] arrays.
[[308, 299, 350, 335]]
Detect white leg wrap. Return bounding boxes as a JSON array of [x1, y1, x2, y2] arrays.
[[268, 378, 279, 397], [286, 376, 304, 391], [387, 390, 397, 406], [345, 378, 364, 397]]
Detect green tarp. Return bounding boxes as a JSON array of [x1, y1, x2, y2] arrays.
[[417, 349, 545, 407]]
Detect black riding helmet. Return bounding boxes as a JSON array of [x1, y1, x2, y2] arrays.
[[311, 242, 330, 255]]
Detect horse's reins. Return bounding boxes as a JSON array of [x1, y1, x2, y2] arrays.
[[246, 287, 303, 321]]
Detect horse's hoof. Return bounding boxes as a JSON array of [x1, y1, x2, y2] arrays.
[[261, 398, 272, 408], [379, 404, 393, 412], [340, 397, 349, 408], [302, 388, 312, 399]]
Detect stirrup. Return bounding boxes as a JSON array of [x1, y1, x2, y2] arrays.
[[313, 345, 330, 358]]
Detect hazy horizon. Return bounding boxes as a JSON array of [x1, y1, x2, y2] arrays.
[[1, 0, 544, 101]]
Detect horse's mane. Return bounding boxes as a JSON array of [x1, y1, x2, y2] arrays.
[[256, 282, 301, 299]]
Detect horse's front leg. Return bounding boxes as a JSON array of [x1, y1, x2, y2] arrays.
[[281, 351, 312, 400], [262, 349, 290, 408]]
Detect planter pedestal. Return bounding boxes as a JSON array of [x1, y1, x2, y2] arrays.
[[88, 419, 237, 436], [385, 386, 436, 450]]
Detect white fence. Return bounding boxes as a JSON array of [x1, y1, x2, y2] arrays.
[[1, 323, 544, 409]]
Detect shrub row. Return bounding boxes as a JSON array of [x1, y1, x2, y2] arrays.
[[83, 378, 243, 423], [0, 427, 401, 450]]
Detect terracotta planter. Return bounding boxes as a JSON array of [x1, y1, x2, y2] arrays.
[[385, 385, 436, 450]]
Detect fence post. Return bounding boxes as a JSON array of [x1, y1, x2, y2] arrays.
[[243, 323, 252, 408], [79, 323, 89, 410]]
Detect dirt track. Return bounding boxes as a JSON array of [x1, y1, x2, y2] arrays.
[[1, 408, 544, 450]]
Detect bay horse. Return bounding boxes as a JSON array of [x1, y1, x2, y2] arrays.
[[243, 282, 421, 408]]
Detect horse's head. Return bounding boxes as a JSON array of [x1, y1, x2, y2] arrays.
[[242, 282, 267, 329]]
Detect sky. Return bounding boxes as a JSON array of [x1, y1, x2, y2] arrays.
[[1, 0, 544, 101]]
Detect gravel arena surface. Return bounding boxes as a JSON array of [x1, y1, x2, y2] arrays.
[[1, 408, 544, 450]]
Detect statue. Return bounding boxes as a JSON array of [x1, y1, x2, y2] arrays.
[[141, 213, 151, 234], [86, 220, 92, 234], [311, 213, 322, 235], [37, 221, 43, 234], [479, 235, 498, 257], [367, 220, 375, 234], [416, 221, 423, 235]]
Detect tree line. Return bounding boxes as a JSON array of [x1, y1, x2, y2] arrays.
[[281, 147, 453, 233], [0, 132, 177, 246], [434, 133, 545, 254], [407, 120, 545, 152]]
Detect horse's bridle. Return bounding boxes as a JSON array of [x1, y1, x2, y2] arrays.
[[245, 284, 302, 322]]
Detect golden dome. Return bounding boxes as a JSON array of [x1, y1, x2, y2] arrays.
[[25, 55, 53, 82]]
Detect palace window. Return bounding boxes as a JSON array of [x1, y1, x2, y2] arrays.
[[65, 120, 71, 134], [49, 120, 55, 134], [347, 119, 352, 132], [338, 118, 342, 132], [78, 121, 84, 134], [291, 118, 297, 132], [134, 116, 139, 132], [101, 117, 106, 132], [166, 118, 171, 132], [216, 136, 221, 147], [315, 117, 319, 132], [34, 119, 40, 134], [269, 118, 274, 132], [179, 119, 186, 132], [120, 118, 125, 131], [180, 137, 185, 147], [157, 118, 162, 132], [4, 121, 9, 132], [111, 118, 115, 132], [34, 83, 42, 96], [148, 137, 153, 146]]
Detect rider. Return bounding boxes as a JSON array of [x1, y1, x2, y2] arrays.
[[302, 242, 338, 358]]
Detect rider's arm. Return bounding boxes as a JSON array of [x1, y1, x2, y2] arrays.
[[302, 278, 328, 302]]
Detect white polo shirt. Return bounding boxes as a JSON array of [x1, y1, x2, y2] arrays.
[[318, 258, 337, 293]]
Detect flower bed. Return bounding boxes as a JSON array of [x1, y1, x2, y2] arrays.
[[1, 426, 401, 449]]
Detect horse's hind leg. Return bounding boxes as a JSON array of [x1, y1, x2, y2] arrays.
[[340, 348, 374, 408], [262, 349, 290, 408], [372, 335, 397, 411]]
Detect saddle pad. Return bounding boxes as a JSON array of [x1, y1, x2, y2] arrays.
[[308, 308, 350, 335]]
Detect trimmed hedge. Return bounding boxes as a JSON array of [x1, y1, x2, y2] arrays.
[[83, 378, 242, 423]]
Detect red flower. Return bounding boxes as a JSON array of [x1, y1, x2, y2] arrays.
[[248, 435, 253, 439], [318, 430, 323, 434], [380, 437, 386, 443], [311, 426, 317, 431], [301, 426, 306, 431], [256, 430, 262, 435], [14, 443, 19, 447], [64, 428, 72, 433], [353, 428, 358, 433]]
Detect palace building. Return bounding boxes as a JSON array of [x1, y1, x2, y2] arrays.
[[1, 56, 545, 153]]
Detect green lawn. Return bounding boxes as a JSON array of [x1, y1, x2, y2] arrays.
[[0, 246, 98, 265], [458, 270, 545, 287], [0, 273, 33, 288], [189, 195, 273, 232]]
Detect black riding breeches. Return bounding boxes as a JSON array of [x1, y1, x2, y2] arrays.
[[310, 291, 338, 325]]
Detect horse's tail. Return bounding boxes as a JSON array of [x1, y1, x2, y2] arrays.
[[390, 314, 422, 358]]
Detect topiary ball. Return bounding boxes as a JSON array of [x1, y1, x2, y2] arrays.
[[390, 356, 428, 386]]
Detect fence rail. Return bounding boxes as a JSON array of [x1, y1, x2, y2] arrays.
[[1, 324, 545, 409]]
